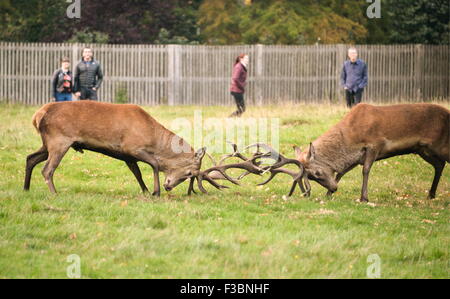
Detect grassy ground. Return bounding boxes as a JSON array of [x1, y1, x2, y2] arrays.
[[0, 102, 448, 278]]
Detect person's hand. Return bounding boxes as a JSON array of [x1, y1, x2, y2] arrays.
[[75, 92, 81, 97], [344, 87, 348, 90], [51, 97, 55, 101], [92, 87, 96, 91]]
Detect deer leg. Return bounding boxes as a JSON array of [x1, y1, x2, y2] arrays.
[[41, 145, 70, 193], [418, 153, 445, 199], [24, 146, 49, 190], [360, 149, 378, 202], [303, 178, 311, 197], [288, 181, 297, 197], [187, 177, 196, 195], [134, 151, 160, 196], [294, 178, 310, 197], [125, 161, 149, 193], [149, 163, 161, 196]]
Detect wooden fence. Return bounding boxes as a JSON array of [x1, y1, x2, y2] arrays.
[[0, 42, 449, 106]]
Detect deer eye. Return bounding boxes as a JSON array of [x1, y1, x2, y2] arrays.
[[315, 171, 322, 177]]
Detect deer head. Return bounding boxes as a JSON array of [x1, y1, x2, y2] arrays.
[[295, 143, 337, 193], [162, 147, 207, 191]]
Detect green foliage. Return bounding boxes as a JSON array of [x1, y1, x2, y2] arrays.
[[240, 1, 309, 44], [198, 0, 242, 44], [67, 29, 109, 44], [0, 0, 448, 45], [0, 0, 68, 42], [199, 0, 368, 45], [0, 104, 449, 278], [155, 28, 200, 45], [386, 0, 450, 44], [114, 84, 128, 104]]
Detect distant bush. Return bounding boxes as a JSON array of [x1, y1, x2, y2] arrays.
[[67, 30, 109, 44], [114, 84, 128, 104]]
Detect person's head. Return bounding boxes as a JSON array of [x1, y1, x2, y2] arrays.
[[235, 53, 249, 66], [60, 57, 70, 70], [82, 48, 93, 61], [348, 47, 358, 62]]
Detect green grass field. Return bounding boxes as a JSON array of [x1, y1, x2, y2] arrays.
[[0, 102, 448, 278]]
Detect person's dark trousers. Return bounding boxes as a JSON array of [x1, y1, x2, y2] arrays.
[[230, 92, 245, 117], [55, 92, 73, 102], [345, 88, 363, 108], [80, 87, 98, 100]]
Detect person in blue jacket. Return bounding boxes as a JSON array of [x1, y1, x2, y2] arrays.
[[340, 47, 368, 108]]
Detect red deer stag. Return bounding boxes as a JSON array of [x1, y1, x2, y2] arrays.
[[294, 103, 449, 202], [24, 101, 217, 195]]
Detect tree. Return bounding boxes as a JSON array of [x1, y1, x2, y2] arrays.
[[0, 0, 68, 42], [386, 0, 449, 44], [239, 1, 309, 44], [199, 0, 367, 45], [1, 0, 447, 45], [0, 0, 202, 44], [198, 0, 242, 44]]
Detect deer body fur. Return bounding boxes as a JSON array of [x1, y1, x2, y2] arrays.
[[24, 101, 205, 194]]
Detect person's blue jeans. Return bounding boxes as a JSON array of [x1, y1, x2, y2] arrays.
[[55, 93, 73, 102]]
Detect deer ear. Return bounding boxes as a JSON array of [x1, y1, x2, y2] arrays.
[[293, 145, 302, 160], [194, 147, 207, 163], [306, 143, 315, 161]]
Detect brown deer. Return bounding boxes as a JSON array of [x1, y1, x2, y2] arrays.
[[294, 103, 449, 202], [24, 101, 308, 196], [24, 101, 216, 195]]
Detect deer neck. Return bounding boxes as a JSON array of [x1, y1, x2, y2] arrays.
[[314, 127, 362, 174], [151, 129, 195, 172]]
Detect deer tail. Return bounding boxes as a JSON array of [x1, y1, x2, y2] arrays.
[[32, 107, 49, 133]]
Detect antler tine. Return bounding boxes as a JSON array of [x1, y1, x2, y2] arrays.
[[244, 143, 311, 196], [245, 143, 280, 157], [202, 174, 230, 190], [257, 168, 290, 186], [248, 143, 305, 177], [205, 152, 217, 166], [195, 142, 269, 193], [257, 167, 311, 197], [218, 142, 250, 165]]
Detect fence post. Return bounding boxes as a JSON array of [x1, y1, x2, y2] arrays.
[[335, 44, 345, 103], [256, 44, 264, 105], [168, 44, 181, 106], [414, 44, 423, 101], [71, 43, 80, 80]]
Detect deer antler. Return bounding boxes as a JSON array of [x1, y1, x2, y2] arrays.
[[244, 143, 311, 196], [188, 143, 310, 196]]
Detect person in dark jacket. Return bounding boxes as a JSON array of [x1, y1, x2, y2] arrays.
[[340, 47, 368, 108], [229, 54, 249, 117], [51, 57, 73, 102], [73, 47, 103, 100]]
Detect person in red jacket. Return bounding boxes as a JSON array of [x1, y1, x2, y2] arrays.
[[229, 54, 249, 117]]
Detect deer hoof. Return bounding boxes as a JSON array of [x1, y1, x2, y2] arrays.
[[152, 191, 160, 197]]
